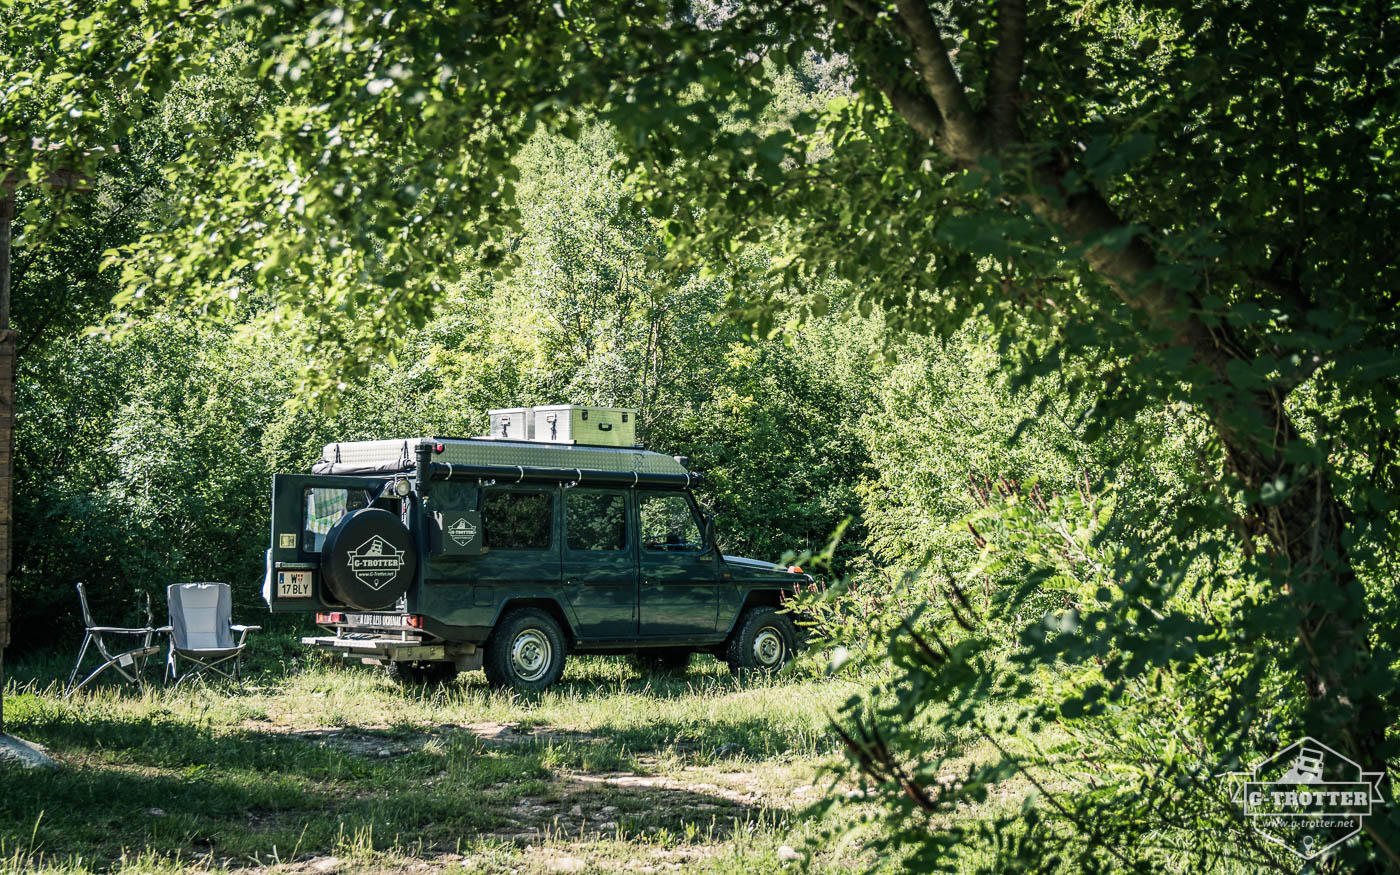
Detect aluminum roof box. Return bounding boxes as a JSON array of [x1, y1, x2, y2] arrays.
[[530, 405, 636, 447]]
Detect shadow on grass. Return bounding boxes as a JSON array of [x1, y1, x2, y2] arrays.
[[6, 631, 320, 692], [1, 700, 791, 868]]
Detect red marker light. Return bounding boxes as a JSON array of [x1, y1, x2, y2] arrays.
[[315, 612, 345, 624], [434, 443, 445, 454], [405, 614, 424, 629], [787, 565, 804, 574]]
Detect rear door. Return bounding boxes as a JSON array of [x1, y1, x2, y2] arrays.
[[561, 488, 637, 639], [267, 474, 397, 612], [637, 492, 719, 637]]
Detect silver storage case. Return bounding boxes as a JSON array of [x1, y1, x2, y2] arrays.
[[532, 405, 637, 447], [487, 407, 534, 441]]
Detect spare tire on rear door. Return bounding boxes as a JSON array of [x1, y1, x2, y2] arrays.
[[321, 507, 416, 610]]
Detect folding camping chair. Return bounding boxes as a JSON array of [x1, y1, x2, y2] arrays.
[[65, 582, 164, 696], [165, 583, 260, 686]]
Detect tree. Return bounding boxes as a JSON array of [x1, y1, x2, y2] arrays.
[[4, 0, 1397, 867]]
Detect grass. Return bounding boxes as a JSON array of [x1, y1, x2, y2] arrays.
[[1, 637, 891, 874], [1, 636, 1287, 874]]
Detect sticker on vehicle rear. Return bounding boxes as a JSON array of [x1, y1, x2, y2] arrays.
[[277, 570, 312, 597], [345, 613, 411, 628]]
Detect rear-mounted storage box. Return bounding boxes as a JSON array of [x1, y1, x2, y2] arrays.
[[531, 405, 636, 447]]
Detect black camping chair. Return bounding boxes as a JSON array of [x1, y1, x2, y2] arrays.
[[64, 582, 164, 696], [165, 583, 259, 686]]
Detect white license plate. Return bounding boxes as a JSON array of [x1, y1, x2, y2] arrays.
[[346, 613, 409, 628], [277, 570, 312, 598]]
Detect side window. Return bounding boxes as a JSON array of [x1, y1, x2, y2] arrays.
[[482, 490, 554, 550], [640, 494, 702, 553], [566, 491, 628, 552], [304, 487, 371, 552]]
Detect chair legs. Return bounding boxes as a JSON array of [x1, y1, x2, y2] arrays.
[[65, 634, 92, 692], [64, 632, 162, 696], [166, 648, 246, 687]]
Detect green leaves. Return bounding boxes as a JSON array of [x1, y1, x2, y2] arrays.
[[6, 0, 1400, 868]]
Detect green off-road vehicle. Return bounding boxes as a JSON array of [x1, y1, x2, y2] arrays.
[[262, 405, 811, 690]]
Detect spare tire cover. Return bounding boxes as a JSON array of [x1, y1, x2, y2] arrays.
[[321, 508, 417, 610]]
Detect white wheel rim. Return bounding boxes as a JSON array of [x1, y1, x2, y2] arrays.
[[511, 629, 552, 682], [753, 627, 785, 668]]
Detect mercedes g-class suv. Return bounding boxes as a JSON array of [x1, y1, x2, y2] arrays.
[[262, 406, 810, 690]]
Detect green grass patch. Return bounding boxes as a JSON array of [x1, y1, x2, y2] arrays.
[[2, 640, 884, 874]]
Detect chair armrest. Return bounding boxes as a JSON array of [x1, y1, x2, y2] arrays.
[[231, 624, 261, 647], [154, 625, 173, 633], [87, 626, 157, 634]]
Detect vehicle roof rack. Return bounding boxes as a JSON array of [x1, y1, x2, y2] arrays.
[[311, 437, 698, 488]]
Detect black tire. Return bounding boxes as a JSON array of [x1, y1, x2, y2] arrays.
[[483, 608, 567, 691], [321, 508, 416, 610], [386, 659, 458, 686], [630, 648, 692, 675], [724, 607, 799, 675]]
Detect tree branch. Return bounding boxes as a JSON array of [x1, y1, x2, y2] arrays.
[[986, 0, 1027, 145], [836, 0, 945, 145], [893, 0, 981, 158], [867, 68, 944, 142]]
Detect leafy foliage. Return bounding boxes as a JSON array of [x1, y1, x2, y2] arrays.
[[4, 0, 1400, 870]]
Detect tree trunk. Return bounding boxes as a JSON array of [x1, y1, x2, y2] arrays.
[[0, 328, 12, 736], [1, 187, 13, 733], [847, 0, 1389, 774]]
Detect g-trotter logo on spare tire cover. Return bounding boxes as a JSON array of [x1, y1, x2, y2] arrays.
[[321, 507, 417, 610], [347, 535, 406, 589]]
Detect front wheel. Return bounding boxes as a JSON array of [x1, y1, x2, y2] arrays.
[[483, 608, 568, 691], [724, 607, 799, 675]]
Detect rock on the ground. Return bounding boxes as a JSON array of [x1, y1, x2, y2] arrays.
[[778, 845, 801, 861], [307, 856, 341, 873], [0, 734, 58, 771], [548, 856, 586, 872]]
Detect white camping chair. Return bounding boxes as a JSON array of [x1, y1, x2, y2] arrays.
[[165, 583, 259, 686], [65, 582, 163, 696]]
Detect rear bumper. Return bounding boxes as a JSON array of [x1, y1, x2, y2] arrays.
[[301, 632, 483, 671]]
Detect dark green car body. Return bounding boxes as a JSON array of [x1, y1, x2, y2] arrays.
[[263, 438, 808, 668]]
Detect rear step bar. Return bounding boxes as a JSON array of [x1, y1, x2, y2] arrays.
[[301, 632, 483, 671]]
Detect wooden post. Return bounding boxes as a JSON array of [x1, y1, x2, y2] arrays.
[[1, 184, 13, 733]]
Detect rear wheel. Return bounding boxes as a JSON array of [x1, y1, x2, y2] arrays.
[[483, 608, 568, 691], [630, 648, 692, 675], [386, 660, 458, 686], [724, 607, 798, 675]]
